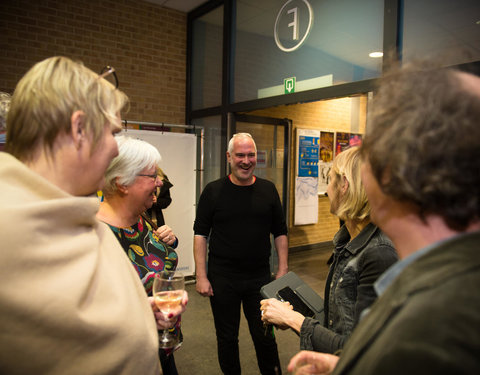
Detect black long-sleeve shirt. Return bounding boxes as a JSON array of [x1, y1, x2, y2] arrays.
[[194, 176, 287, 278]]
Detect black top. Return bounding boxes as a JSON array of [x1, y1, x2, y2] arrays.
[[145, 175, 173, 227], [194, 176, 287, 278]]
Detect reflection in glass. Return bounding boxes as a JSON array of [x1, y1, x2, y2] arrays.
[[236, 122, 285, 204], [401, 0, 480, 66], [191, 5, 224, 110]]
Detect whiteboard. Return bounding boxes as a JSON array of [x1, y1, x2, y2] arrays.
[[123, 129, 197, 276]]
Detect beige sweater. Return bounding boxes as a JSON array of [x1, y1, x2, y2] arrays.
[[0, 152, 161, 374]]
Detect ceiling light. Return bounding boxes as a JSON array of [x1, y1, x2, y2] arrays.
[[369, 51, 383, 58]]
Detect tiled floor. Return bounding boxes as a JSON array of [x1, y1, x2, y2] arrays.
[[175, 245, 332, 374]]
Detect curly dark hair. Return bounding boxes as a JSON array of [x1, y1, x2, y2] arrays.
[[362, 62, 480, 231]]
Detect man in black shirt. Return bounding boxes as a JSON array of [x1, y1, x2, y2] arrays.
[[194, 133, 288, 374]]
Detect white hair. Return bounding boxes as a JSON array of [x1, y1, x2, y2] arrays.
[[227, 132, 256, 154], [103, 135, 161, 196]]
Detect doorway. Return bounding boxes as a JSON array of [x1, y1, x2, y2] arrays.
[[229, 113, 291, 221], [229, 113, 292, 274]]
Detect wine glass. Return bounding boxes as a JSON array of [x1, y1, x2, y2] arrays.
[[153, 270, 185, 349]]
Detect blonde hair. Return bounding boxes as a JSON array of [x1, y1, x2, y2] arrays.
[[332, 146, 370, 221], [6, 56, 128, 161]]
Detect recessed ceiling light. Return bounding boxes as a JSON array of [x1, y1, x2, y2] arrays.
[[369, 51, 383, 58]]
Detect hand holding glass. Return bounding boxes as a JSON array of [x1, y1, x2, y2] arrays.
[[153, 270, 184, 348]]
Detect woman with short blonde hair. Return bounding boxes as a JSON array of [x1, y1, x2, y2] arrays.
[[0, 56, 163, 374]]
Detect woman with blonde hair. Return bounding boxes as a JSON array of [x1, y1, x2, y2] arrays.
[[260, 146, 398, 354], [0, 56, 164, 374]]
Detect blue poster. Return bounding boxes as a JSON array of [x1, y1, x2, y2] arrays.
[[298, 135, 319, 177]]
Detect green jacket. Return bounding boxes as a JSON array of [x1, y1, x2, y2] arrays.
[[333, 231, 480, 375]]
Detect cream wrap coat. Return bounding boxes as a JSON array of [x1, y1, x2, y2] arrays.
[[0, 152, 161, 375]]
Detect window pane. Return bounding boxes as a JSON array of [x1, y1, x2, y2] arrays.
[[236, 122, 286, 204], [402, 0, 480, 66], [234, 0, 384, 103], [191, 6, 224, 110]]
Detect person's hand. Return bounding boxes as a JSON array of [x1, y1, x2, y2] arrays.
[[196, 276, 213, 297], [149, 290, 188, 330], [155, 225, 176, 246], [287, 351, 339, 375], [260, 298, 298, 330]]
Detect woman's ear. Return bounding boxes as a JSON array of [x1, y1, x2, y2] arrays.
[[70, 110, 86, 149], [115, 177, 128, 194], [341, 175, 349, 194]]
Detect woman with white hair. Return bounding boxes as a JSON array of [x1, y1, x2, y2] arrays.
[[260, 146, 398, 354], [97, 134, 186, 375]]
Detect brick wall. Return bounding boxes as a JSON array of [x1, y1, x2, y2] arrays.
[[0, 0, 186, 124], [248, 95, 368, 247], [0, 0, 369, 248]]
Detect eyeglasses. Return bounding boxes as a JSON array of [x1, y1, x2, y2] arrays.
[[137, 173, 158, 181], [98, 66, 119, 89]]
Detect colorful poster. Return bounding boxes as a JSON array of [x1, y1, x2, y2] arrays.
[[349, 133, 363, 147], [335, 132, 350, 155], [320, 131, 334, 162], [298, 134, 319, 177], [318, 131, 334, 194], [295, 129, 320, 225]]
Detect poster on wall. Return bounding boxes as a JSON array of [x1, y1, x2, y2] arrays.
[[295, 177, 319, 225], [336, 132, 363, 155], [349, 133, 363, 147], [256, 150, 267, 168], [295, 129, 319, 225], [318, 131, 334, 194], [335, 132, 351, 155], [298, 131, 319, 177]]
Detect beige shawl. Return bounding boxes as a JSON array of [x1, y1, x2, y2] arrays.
[[0, 152, 161, 374]]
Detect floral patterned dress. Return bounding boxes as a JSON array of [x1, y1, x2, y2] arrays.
[[107, 216, 182, 351]]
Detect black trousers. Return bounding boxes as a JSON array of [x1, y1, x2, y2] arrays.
[[159, 350, 178, 375], [209, 272, 281, 375]]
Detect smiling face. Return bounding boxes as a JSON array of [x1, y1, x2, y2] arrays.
[[128, 165, 163, 215], [227, 136, 257, 185]]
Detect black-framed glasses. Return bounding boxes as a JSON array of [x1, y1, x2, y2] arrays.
[[99, 66, 118, 89], [137, 173, 158, 181]]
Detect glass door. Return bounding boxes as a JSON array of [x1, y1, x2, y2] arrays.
[[232, 114, 290, 215]]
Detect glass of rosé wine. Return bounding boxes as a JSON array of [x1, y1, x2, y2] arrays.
[[153, 270, 184, 348]]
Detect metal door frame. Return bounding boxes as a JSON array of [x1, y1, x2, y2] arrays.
[[228, 112, 291, 225]]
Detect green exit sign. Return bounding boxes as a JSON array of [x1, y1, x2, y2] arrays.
[[284, 77, 296, 94]]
